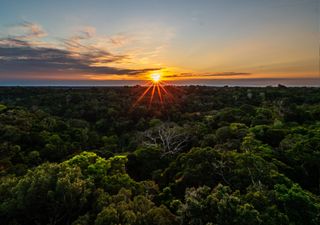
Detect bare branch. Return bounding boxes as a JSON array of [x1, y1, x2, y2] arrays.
[[142, 123, 190, 157]]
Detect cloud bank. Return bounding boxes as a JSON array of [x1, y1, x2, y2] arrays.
[[0, 22, 159, 80], [0, 21, 253, 82], [164, 72, 251, 78]]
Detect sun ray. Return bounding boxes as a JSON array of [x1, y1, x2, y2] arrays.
[[132, 85, 153, 108], [131, 72, 176, 110], [149, 84, 156, 107], [159, 84, 174, 100], [157, 84, 163, 104]]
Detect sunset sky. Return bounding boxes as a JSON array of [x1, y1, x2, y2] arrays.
[[0, 0, 319, 86]]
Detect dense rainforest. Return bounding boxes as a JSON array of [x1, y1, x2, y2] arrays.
[[0, 86, 319, 225]]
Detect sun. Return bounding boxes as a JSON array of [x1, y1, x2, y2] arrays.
[[131, 71, 177, 110], [150, 73, 161, 83]]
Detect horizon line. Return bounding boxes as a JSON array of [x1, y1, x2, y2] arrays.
[[1, 77, 319, 87]]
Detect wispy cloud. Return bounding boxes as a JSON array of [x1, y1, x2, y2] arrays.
[[5, 21, 47, 40], [19, 21, 47, 39]]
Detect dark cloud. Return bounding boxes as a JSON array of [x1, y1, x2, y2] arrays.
[[203, 72, 251, 76], [0, 22, 160, 78], [164, 72, 251, 78], [0, 42, 157, 75], [61, 38, 126, 64], [0, 37, 31, 47]]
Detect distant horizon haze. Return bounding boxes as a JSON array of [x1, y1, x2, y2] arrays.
[[1, 77, 319, 87]]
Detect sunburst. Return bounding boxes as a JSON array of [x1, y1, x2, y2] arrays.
[[151, 73, 161, 83], [131, 72, 174, 109]]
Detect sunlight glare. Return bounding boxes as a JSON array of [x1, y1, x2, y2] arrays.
[[150, 73, 161, 83], [131, 72, 175, 110]]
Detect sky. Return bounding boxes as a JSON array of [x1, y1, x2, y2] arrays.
[[0, 0, 319, 86]]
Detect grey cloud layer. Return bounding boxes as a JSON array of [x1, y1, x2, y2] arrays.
[[0, 22, 159, 77], [0, 42, 156, 75], [165, 72, 251, 78]]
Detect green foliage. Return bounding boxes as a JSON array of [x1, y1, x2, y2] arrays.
[[0, 86, 320, 224], [101, 135, 119, 152], [95, 188, 177, 225], [0, 163, 93, 225], [127, 146, 168, 181], [0, 104, 7, 112], [274, 183, 320, 224], [179, 185, 262, 225], [162, 147, 222, 197], [64, 152, 140, 194], [65, 151, 111, 178], [179, 183, 320, 225]]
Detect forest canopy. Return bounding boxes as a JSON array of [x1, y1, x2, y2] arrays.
[[0, 86, 319, 225]]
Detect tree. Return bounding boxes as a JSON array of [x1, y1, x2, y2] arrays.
[[143, 123, 190, 157], [127, 146, 168, 181], [178, 185, 262, 225], [94, 188, 177, 225], [274, 183, 320, 225], [0, 163, 93, 225]]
